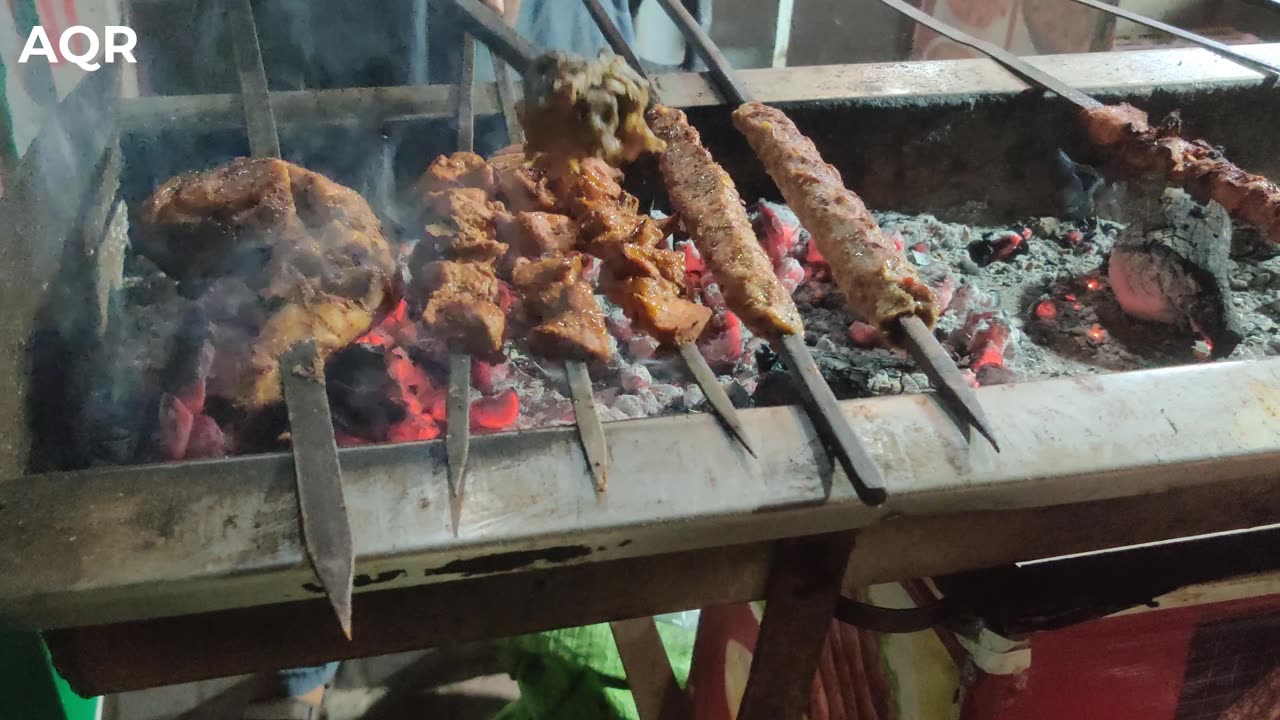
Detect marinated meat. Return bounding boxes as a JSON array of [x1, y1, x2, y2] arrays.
[[415, 260, 505, 358], [648, 104, 804, 337], [1082, 103, 1280, 244], [511, 254, 611, 362], [519, 51, 664, 166], [499, 211, 580, 258], [414, 151, 495, 197], [541, 150, 712, 347], [141, 157, 396, 408], [731, 102, 939, 335], [490, 145, 559, 213], [610, 277, 711, 346], [421, 187, 510, 263]]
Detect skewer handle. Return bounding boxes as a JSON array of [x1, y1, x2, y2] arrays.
[[432, 0, 539, 74], [655, 0, 753, 106]]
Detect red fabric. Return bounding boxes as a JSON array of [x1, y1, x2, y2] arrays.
[[962, 595, 1280, 720]]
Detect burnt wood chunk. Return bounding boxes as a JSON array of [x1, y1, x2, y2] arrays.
[[1108, 189, 1243, 358]]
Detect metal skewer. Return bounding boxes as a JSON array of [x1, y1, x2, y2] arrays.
[[1062, 0, 1280, 78], [582, 0, 758, 457], [658, 0, 999, 460], [228, 0, 354, 636], [444, 34, 479, 535], [479, 27, 613, 493]]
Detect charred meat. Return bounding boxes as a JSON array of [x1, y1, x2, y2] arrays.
[[732, 102, 939, 337], [140, 157, 396, 409], [519, 51, 664, 167], [648, 104, 804, 337], [1082, 103, 1280, 244]]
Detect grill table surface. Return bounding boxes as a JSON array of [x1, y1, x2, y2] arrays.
[[1, 45, 1279, 693]]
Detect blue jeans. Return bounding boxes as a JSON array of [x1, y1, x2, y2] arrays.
[[277, 661, 338, 697]]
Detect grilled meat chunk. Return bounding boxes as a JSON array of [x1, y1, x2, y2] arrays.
[[1082, 103, 1280, 244], [520, 51, 664, 166], [499, 211, 580, 258], [648, 104, 804, 337], [611, 277, 711, 346], [141, 157, 396, 408], [489, 145, 560, 213], [414, 260, 505, 359], [415, 151, 495, 197], [732, 102, 939, 336], [421, 187, 510, 263], [511, 254, 611, 362]]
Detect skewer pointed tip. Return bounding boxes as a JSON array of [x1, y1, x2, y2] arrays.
[[898, 316, 1002, 453], [678, 342, 758, 457]]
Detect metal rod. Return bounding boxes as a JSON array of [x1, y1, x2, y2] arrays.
[[228, 0, 354, 635], [655, 0, 753, 105], [446, 35, 478, 534], [429, 0, 538, 74], [778, 334, 887, 505], [566, 360, 610, 493], [663, 0, 1001, 455], [280, 341, 355, 639], [492, 56, 524, 145], [875, 0, 1100, 110], [899, 316, 999, 451], [483, 21, 611, 489], [654, 0, 902, 495], [226, 0, 282, 157], [679, 343, 758, 457], [1063, 0, 1280, 78], [584, 0, 758, 457]]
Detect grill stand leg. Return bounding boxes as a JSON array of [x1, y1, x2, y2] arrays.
[[737, 531, 858, 720], [610, 618, 693, 720]]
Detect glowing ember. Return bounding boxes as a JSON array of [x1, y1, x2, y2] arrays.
[[1065, 230, 1084, 246], [701, 310, 745, 366], [756, 203, 799, 265], [1064, 293, 1078, 302], [847, 321, 880, 348], [1194, 338, 1214, 360], [805, 236, 826, 265], [1034, 300, 1058, 320], [387, 413, 441, 443], [158, 393, 194, 460], [1084, 277, 1101, 291], [472, 388, 519, 431], [1087, 324, 1107, 344], [186, 415, 227, 458]]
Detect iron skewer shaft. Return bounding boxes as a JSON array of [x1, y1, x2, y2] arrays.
[[445, 34, 478, 534], [431, 0, 538, 73], [583, 0, 758, 457], [1063, 0, 1280, 78], [228, 0, 354, 635], [480, 26, 613, 493], [876, 0, 1100, 110]]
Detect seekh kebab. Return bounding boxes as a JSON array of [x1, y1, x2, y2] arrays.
[[647, 105, 804, 338], [1081, 103, 1280, 245], [731, 102, 940, 338]]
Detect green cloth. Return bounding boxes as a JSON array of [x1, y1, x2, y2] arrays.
[[495, 619, 696, 720], [0, 632, 100, 720]]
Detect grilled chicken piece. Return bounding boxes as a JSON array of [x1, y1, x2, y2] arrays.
[[732, 102, 938, 336], [511, 254, 611, 362], [648, 104, 804, 337], [520, 51, 664, 166], [499, 211, 580, 258], [610, 277, 711, 346], [141, 157, 396, 408], [414, 260, 505, 359], [414, 151, 495, 197], [1082, 103, 1280, 244], [421, 187, 510, 263], [490, 145, 559, 213]]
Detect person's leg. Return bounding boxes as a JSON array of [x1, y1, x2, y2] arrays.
[[244, 662, 338, 720]]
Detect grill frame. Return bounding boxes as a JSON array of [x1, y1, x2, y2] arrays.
[[0, 45, 1279, 690]]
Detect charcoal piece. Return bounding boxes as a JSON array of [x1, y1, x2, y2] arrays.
[[968, 231, 1030, 267], [326, 344, 406, 441], [1053, 149, 1105, 221], [1107, 189, 1243, 358]]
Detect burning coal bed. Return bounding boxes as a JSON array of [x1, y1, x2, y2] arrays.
[[87, 193, 1279, 466]]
